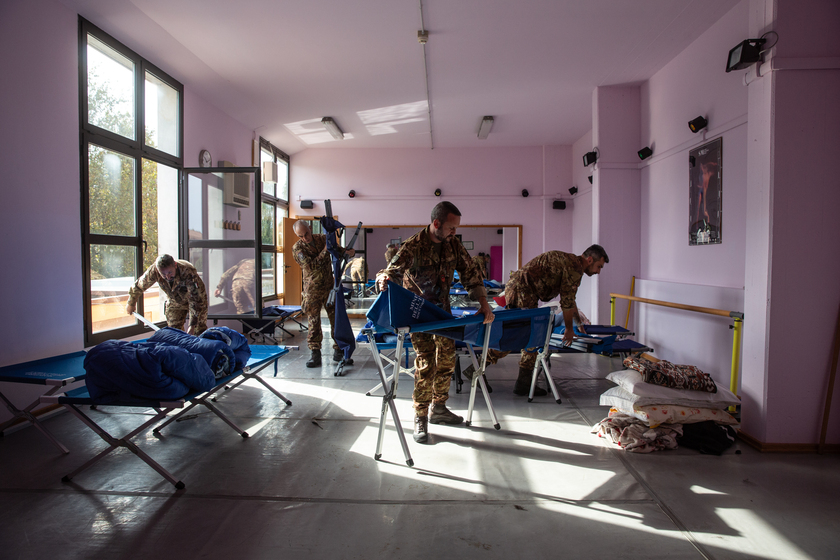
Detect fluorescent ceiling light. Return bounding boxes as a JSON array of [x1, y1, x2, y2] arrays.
[[477, 116, 494, 139], [321, 117, 344, 140]]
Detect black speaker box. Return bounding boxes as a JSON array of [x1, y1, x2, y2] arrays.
[[300, 200, 314, 209], [553, 200, 566, 210]]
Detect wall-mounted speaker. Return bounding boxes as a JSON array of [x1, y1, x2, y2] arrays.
[[552, 200, 566, 210], [300, 200, 314, 209], [497, 229, 503, 234]]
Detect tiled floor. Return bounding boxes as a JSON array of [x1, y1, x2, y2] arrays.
[[1, 320, 839, 559]]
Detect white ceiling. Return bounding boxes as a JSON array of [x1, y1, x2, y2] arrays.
[[62, 0, 740, 155]]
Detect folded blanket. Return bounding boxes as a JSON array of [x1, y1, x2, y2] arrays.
[[623, 355, 717, 393], [149, 327, 236, 379], [201, 326, 251, 372], [84, 340, 216, 403]]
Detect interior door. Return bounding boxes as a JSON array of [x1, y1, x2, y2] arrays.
[[282, 217, 302, 305]]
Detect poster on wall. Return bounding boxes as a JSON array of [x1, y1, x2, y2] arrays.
[[688, 137, 722, 246]]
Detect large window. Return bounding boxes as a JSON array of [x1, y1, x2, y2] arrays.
[[259, 139, 290, 302], [80, 18, 184, 345]]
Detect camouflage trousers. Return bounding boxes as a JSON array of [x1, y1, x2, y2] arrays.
[[230, 279, 256, 314], [165, 300, 207, 335], [302, 286, 338, 351], [485, 279, 539, 371], [411, 331, 456, 416]]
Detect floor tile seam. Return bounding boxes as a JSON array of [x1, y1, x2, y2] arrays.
[[0, 488, 657, 507], [563, 387, 717, 560]]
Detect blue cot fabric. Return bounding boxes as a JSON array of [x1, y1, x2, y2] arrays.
[[413, 307, 552, 351], [200, 326, 252, 372], [83, 340, 216, 403], [367, 280, 452, 330], [320, 214, 357, 361], [149, 327, 236, 378]]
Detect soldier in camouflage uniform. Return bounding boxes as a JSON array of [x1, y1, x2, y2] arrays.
[[384, 243, 399, 268], [466, 245, 608, 396], [472, 253, 489, 280], [126, 254, 208, 335], [377, 201, 494, 443], [293, 221, 355, 367], [214, 258, 256, 314]]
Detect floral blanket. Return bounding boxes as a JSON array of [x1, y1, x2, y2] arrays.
[[592, 411, 683, 453]]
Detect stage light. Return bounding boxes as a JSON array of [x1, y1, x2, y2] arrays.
[[587, 175, 593, 184], [434, 188, 442, 197], [521, 189, 529, 197], [638, 147, 653, 160], [582, 151, 598, 166], [688, 116, 707, 133], [726, 38, 766, 72], [569, 186, 578, 195], [348, 190, 356, 198]]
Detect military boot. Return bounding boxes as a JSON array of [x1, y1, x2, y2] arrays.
[[429, 402, 464, 425], [513, 367, 547, 396], [460, 365, 492, 392], [413, 415, 429, 443], [305, 349, 322, 368], [332, 347, 353, 365]]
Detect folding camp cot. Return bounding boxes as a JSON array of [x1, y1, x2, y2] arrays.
[[363, 282, 555, 466], [520, 320, 654, 403], [238, 305, 306, 343], [0, 351, 87, 454], [40, 345, 291, 490]]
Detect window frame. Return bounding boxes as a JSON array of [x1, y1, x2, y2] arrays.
[[80, 17, 185, 346], [258, 138, 290, 303]]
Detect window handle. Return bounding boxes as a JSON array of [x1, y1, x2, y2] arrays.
[[142, 239, 148, 253]]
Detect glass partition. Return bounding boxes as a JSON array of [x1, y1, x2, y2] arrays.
[[183, 167, 261, 319]]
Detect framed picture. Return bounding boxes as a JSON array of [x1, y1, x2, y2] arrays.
[[463, 241, 474, 250], [689, 137, 722, 245]]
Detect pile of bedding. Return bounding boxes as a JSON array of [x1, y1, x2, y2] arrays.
[[593, 355, 740, 454], [84, 327, 251, 403]]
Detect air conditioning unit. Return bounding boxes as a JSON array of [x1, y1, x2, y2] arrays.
[[224, 173, 250, 207], [262, 161, 278, 183]]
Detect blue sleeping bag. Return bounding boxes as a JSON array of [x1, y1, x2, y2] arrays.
[[84, 340, 216, 403], [200, 326, 251, 372], [149, 327, 236, 378]]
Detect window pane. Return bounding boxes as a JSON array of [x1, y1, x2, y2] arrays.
[[88, 144, 136, 236], [261, 252, 275, 297], [188, 247, 258, 315], [90, 244, 137, 333], [261, 148, 275, 198], [277, 159, 289, 201], [145, 72, 180, 156], [142, 159, 179, 271], [261, 202, 275, 245], [187, 172, 254, 241], [87, 34, 135, 140]]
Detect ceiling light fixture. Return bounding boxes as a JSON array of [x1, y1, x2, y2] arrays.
[[321, 117, 344, 140], [477, 116, 494, 139]]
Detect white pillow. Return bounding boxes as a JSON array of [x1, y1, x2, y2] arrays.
[[603, 371, 741, 409]]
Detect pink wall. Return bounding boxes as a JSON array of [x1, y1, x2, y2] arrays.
[[0, 0, 255, 423], [571, 130, 595, 319], [290, 147, 573, 265]]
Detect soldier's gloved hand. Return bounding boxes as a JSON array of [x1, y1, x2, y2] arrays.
[[126, 302, 136, 315]]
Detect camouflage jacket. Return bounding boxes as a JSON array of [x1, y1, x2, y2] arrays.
[[380, 226, 487, 312], [472, 255, 488, 279], [216, 258, 255, 289], [293, 234, 346, 293], [128, 260, 208, 324], [510, 251, 584, 310], [384, 246, 398, 264]]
